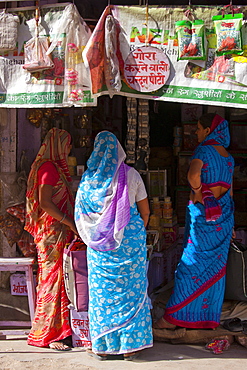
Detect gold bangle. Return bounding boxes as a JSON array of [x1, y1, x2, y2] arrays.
[[59, 213, 66, 223]]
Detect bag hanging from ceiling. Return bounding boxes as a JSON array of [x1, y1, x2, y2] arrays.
[[0, 10, 19, 51], [23, 36, 54, 73], [23, 4, 54, 73]]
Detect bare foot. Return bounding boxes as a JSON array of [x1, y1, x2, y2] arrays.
[[49, 342, 71, 351], [153, 317, 176, 330]]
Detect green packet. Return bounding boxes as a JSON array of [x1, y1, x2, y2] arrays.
[[175, 19, 206, 61], [212, 13, 243, 55]]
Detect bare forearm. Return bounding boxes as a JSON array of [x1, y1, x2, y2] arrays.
[[187, 158, 203, 190], [39, 184, 78, 234], [187, 172, 201, 189], [40, 199, 64, 221], [137, 198, 150, 228], [40, 199, 77, 233]]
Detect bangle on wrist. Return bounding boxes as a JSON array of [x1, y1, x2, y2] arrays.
[[191, 184, 202, 191], [59, 213, 66, 223]]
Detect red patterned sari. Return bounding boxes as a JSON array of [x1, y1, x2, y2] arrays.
[[25, 128, 74, 347]]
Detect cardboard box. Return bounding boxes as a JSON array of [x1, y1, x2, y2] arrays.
[[162, 225, 179, 248], [70, 309, 91, 348], [183, 123, 198, 151]]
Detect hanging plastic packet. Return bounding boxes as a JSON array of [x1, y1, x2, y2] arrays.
[[23, 4, 54, 73], [176, 19, 205, 60], [104, 14, 122, 98], [212, 13, 243, 55], [23, 36, 54, 73]]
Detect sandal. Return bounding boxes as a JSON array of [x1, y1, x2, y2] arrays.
[[124, 352, 139, 361], [49, 342, 71, 351], [86, 349, 107, 361], [222, 318, 243, 332]]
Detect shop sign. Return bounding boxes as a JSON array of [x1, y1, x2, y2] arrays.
[[124, 46, 170, 93], [84, 5, 247, 109]]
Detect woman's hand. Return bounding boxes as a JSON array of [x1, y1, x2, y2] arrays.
[[64, 218, 78, 235], [190, 190, 203, 205]]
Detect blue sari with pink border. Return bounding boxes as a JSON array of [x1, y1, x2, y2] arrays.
[[164, 116, 235, 329]]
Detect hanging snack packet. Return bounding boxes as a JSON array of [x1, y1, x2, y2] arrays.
[[212, 13, 243, 55], [23, 36, 54, 73], [176, 19, 205, 60]]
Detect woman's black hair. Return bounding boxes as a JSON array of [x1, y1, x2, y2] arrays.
[[198, 113, 216, 129]]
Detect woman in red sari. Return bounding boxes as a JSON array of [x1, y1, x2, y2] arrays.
[[25, 127, 77, 350]]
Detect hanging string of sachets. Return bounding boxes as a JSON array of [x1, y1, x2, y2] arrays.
[[175, 7, 244, 62]]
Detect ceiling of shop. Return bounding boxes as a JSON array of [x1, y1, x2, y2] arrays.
[[71, 0, 247, 20]]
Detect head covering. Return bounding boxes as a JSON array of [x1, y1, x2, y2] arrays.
[[202, 114, 230, 148], [75, 131, 130, 252], [25, 127, 72, 233]]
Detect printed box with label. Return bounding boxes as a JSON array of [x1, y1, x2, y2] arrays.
[[162, 225, 179, 248]]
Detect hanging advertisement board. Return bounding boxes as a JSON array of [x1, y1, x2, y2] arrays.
[[0, 3, 96, 107], [84, 5, 247, 109]]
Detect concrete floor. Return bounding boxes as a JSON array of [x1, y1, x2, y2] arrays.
[[0, 334, 247, 370], [1, 289, 247, 369]]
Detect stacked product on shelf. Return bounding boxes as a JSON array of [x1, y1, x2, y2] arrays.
[[161, 197, 178, 250], [148, 196, 178, 251]]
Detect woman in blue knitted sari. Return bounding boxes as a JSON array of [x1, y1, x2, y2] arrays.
[[75, 131, 153, 360], [155, 113, 234, 330]]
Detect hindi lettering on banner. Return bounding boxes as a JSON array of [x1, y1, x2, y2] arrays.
[[124, 46, 170, 93]]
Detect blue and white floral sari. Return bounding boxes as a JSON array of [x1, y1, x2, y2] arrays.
[[75, 131, 153, 354]]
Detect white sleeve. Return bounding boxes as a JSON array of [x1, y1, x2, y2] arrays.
[[135, 171, 148, 202], [127, 168, 147, 205]]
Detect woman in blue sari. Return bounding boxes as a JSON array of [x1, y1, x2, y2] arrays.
[[75, 131, 153, 360], [155, 113, 234, 330]]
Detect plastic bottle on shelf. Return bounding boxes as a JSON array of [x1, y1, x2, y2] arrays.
[[148, 214, 160, 230], [152, 197, 162, 217], [163, 196, 173, 218]]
